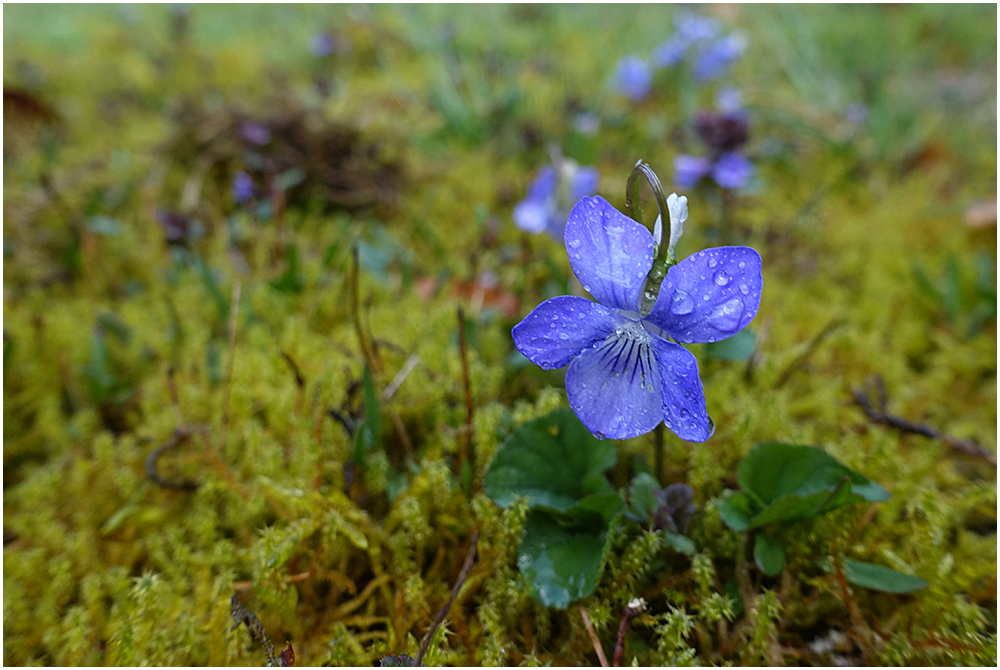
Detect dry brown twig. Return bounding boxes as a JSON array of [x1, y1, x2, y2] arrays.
[[852, 375, 996, 467]]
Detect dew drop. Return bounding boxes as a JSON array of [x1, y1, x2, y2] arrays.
[[738, 261, 746, 269], [713, 270, 729, 286], [708, 297, 744, 331], [568, 238, 582, 249], [670, 290, 695, 316], [583, 285, 592, 293], [702, 294, 710, 301], [708, 257, 718, 268], [559, 333, 569, 340], [739, 282, 749, 295]]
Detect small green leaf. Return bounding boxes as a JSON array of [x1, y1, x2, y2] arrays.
[[734, 443, 888, 527], [484, 408, 616, 512], [754, 534, 784, 576], [626, 472, 660, 521], [353, 366, 381, 470], [662, 533, 696, 555], [704, 328, 756, 361], [517, 506, 612, 609], [842, 559, 928, 593], [718, 490, 756, 532]]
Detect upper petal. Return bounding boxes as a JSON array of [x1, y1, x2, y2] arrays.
[[564, 196, 653, 312], [645, 246, 762, 344], [565, 328, 663, 439], [512, 296, 620, 370], [649, 335, 713, 442]]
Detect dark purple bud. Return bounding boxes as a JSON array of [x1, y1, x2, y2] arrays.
[[155, 209, 192, 243], [694, 111, 749, 152], [652, 483, 695, 534]]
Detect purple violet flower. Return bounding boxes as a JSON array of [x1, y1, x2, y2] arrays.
[[232, 171, 255, 204], [239, 121, 271, 146], [310, 32, 334, 57], [712, 152, 754, 189], [512, 195, 762, 440], [513, 161, 600, 239], [613, 56, 653, 101], [673, 155, 713, 189], [652, 37, 687, 68], [693, 34, 746, 82]]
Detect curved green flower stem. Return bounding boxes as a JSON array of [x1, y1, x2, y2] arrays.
[[625, 161, 677, 317], [626, 162, 675, 481]]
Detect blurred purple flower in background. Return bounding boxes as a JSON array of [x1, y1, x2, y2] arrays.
[[846, 101, 869, 125], [232, 171, 255, 204], [310, 32, 334, 57], [674, 101, 754, 190], [652, 10, 746, 82], [239, 121, 271, 146], [514, 158, 600, 239], [613, 56, 653, 101], [693, 34, 747, 82]]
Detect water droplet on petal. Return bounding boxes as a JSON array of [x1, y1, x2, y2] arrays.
[[708, 297, 744, 331], [738, 260, 746, 269], [568, 238, 582, 249], [708, 257, 718, 268], [739, 282, 749, 295], [713, 270, 729, 286], [583, 285, 592, 293], [670, 290, 695, 315], [559, 333, 569, 340]]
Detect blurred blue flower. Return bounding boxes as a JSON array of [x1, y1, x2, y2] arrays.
[[846, 101, 869, 125], [651, 11, 745, 82], [239, 122, 271, 146], [715, 87, 743, 114], [310, 32, 334, 57], [232, 171, 255, 204], [675, 106, 754, 190], [513, 159, 599, 239], [613, 56, 653, 101], [693, 34, 747, 82], [512, 195, 762, 440], [652, 37, 687, 68], [573, 111, 601, 136], [712, 151, 754, 189]]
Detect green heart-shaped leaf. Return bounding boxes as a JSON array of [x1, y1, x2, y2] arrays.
[[484, 408, 616, 512], [517, 496, 623, 609]]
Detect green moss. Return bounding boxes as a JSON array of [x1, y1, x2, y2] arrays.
[[3, 4, 996, 666]]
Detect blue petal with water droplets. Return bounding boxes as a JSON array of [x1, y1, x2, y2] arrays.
[[649, 335, 713, 442], [645, 246, 762, 344], [512, 296, 620, 370], [564, 196, 653, 313], [566, 329, 664, 440]]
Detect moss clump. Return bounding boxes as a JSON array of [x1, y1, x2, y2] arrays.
[[4, 4, 996, 666]]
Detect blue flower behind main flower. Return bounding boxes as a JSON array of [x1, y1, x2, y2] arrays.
[[674, 98, 754, 190], [512, 195, 762, 441], [513, 160, 600, 239], [613, 56, 653, 101], [652, 11, 746, 82]]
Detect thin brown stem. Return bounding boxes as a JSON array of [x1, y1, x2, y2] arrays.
[[414, 530, 479, 667], [457, 307, 474, 481], [578, 604, 609, 668], [612, 598, 647, 667], [852, 375, 996, 466]]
